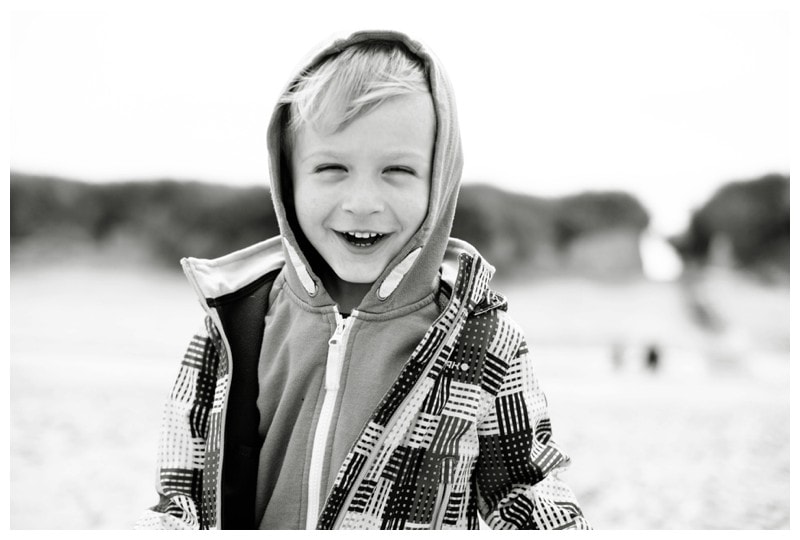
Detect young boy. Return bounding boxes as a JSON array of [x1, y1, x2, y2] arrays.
[[136, 30, 590, 530]]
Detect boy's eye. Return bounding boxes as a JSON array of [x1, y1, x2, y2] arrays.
[[383, 166, 416, 176], [314, 164, 347, 173]]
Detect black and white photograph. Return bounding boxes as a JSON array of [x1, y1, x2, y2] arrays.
[[8, 0, 792, 530]]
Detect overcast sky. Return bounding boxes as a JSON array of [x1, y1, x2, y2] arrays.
[[9, 0, 791, 235]]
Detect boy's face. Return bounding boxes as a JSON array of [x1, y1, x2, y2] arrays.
[[292, 93, 434, 284]]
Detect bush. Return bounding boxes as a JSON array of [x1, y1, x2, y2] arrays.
[[671, 173, 789, 272]]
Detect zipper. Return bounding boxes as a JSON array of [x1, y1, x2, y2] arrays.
[[197, 308, 234, 529], [210, 312, 233, 530], [306, 307, 358, 529]]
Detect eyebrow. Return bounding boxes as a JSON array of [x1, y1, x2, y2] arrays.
[[297, 151, 341, 164], [382, 150, 428, 161], [299, 150, 428, 163]]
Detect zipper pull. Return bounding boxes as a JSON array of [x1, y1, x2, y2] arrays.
[[325, 309, 349, 390], [329, 313, 347, 346]]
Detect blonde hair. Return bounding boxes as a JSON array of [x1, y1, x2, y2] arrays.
[[282, 40, 430, 147]]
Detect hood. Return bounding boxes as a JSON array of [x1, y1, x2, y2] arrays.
[[266, 30, 463, 314]]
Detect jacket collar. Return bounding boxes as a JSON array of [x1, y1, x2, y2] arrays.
[[181, 237, 497, 315]]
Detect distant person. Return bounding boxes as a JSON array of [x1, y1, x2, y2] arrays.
[[135, 31, 589, 530], [645, 344, 661, 371]]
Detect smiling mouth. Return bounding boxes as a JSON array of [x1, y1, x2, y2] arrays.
[[337, 231, 388, 248]]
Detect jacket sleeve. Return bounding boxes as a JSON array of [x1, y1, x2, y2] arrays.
[[475, 314, 591, 530], [134, 320, 221, 530]]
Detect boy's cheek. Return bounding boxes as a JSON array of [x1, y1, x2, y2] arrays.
[[398, 190, 430, 224], [294, 186, 326, 214]]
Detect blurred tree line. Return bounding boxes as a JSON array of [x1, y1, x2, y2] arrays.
[[670, 173, 789, 279], [10, 173, 277, 266], [9, 171, 788, 279]]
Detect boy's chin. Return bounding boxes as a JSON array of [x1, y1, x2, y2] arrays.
[[329, 260, 385, 285], [332, 268, 381, 285]]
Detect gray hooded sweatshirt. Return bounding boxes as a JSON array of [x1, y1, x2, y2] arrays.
[[254, 30, 464, 529]]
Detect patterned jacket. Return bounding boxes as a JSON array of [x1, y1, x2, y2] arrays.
[[135, 243, 590, 530]]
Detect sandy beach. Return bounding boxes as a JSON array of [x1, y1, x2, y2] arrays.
[[10, 259, 789, 529]]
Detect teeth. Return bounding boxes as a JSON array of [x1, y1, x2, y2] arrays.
[[340, 230, 386, 247]]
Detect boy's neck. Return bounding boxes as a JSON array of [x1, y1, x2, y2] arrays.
[[321, 274, 372, 315]]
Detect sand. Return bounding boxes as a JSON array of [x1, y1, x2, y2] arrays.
[[9, 260, 789, 529]]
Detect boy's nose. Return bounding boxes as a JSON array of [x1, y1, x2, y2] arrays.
[[340, 177, 385, 215]]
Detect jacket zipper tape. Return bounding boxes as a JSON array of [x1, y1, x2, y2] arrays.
[[306, 308, 357, 529], [181, 260, 234, 530]]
